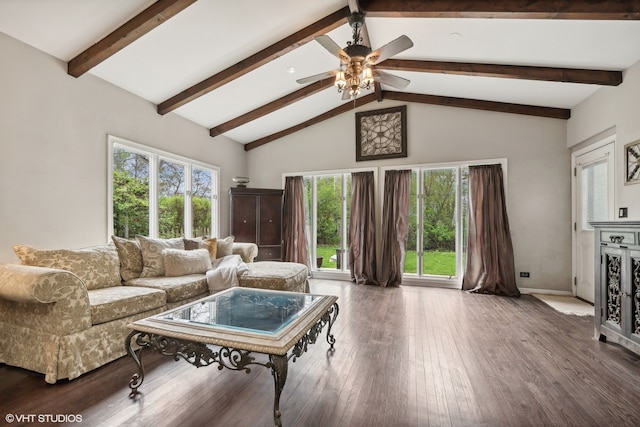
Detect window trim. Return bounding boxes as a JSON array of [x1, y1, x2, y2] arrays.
[[107, 135, 220, 240]]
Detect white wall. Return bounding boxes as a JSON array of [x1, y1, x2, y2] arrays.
[[247, 99, 572, 293], [568, 59, 640, 219], [0, 33, 246, 262]]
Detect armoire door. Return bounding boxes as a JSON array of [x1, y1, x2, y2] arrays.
[[231, 195, 257, 243], [259, 194, 282, 246]]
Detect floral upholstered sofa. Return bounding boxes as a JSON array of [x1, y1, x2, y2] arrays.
[[0, 236, 258, 384]]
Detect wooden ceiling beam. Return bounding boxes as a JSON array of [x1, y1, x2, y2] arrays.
[[245, 90, 569, 151], [358, 0, 640, 19], [378, 59, 623, 86], [382, 91, 571, 119], [68, 0, 197, 77], [209, 80, 334, 137], [158, 6, 350, 115], [244, 93, 378, 151]]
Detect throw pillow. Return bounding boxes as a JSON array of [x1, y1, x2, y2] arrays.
[[163, 248, 212, 277], [184, 237, 218, 261], [111, 236, 143, 281], [216, 236, 235, 258], [13, 244, 120, 290], [136, 236, 185, 277]]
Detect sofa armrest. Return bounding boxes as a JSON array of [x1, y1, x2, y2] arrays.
[[0, 264, 92, 335], [0, 264, 84, 303], [232, 243, 258, 263]]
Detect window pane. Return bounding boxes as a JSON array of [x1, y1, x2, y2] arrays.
[[422, 168, 457, 277], [112, 148, 149, 238], [404, 170, 419, 274], [581, 159, 608, 230], [159, 159, 185, 238], [316, 176, 343, 270], [192, 167, 212, 237], [460, 166, 469, 274], [303, 177, 315, 266]]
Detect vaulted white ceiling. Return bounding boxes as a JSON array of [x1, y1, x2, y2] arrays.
[[2, 0, 640, 147]]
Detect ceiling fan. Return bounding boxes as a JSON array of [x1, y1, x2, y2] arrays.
[[296, 11, 414, 100]]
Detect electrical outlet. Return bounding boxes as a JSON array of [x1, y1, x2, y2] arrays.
[[519, 272, 530, 278]]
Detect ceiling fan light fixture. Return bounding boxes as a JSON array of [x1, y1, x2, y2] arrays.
[[362, 65, 374, 88], [334, 71, 347, 91], [299, 13, 413, 101]]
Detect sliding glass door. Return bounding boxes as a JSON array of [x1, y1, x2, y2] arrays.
[[405, 166, 469, 281], [303, 174, 352, 271], [293, 162, 482, 283]]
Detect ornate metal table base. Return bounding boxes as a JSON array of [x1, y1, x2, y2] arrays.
[[125, 302, 338, 427]]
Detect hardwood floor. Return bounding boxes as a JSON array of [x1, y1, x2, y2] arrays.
[[2, 279, 640, 427]]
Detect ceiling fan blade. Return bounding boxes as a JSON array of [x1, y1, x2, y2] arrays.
[[348, 0, 361, 13], [296, 70, 339, 85], [315, 35, 350, 62], [367, 35, 414, 65], [375, 70, 411, 90]]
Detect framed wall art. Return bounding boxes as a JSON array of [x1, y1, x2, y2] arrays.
[[625, 140, 640, 185], [355, 105, 407, 161]]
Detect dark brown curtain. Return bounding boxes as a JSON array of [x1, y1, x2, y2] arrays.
[[379, 170, 411, 288], [462, 164, 520, 297], [349, 171, 378, 285], [282, 176, 310, 269]]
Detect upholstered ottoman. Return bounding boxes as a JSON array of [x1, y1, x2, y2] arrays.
[[238, 262, 309, 293]]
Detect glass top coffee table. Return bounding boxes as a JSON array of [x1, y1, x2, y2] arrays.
[[125, 287, 339, 427]]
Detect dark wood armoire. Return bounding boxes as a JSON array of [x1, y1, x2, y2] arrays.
[[229, 187, 283, 261]]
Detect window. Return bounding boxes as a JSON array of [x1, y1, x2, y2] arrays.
[[108, 136, 219, 239], [302, 173, 353, 271], [158, 159, 186, 238], [191, 167, 214, 237], [404, 166, 469, 280], [288, 160, 501, 285], [112, 148, 150, 237], [399, 160, 504, 284], [581, 158, 608, 230]]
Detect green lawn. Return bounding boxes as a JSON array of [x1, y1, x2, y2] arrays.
[[405, 250, 456, 276], [315, 245, 455, 276], [315, 246, 340, 269]]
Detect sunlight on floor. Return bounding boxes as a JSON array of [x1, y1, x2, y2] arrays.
[[531, 293, 594, 316]]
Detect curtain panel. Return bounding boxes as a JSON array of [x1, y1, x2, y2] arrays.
[[462, 164, 520, 297], [379, 169, 411, 288], [282, 176, 311, 269], [349, 171, 378, 285]]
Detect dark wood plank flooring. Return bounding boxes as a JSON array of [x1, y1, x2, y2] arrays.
[[2, 279, 640, 426]]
